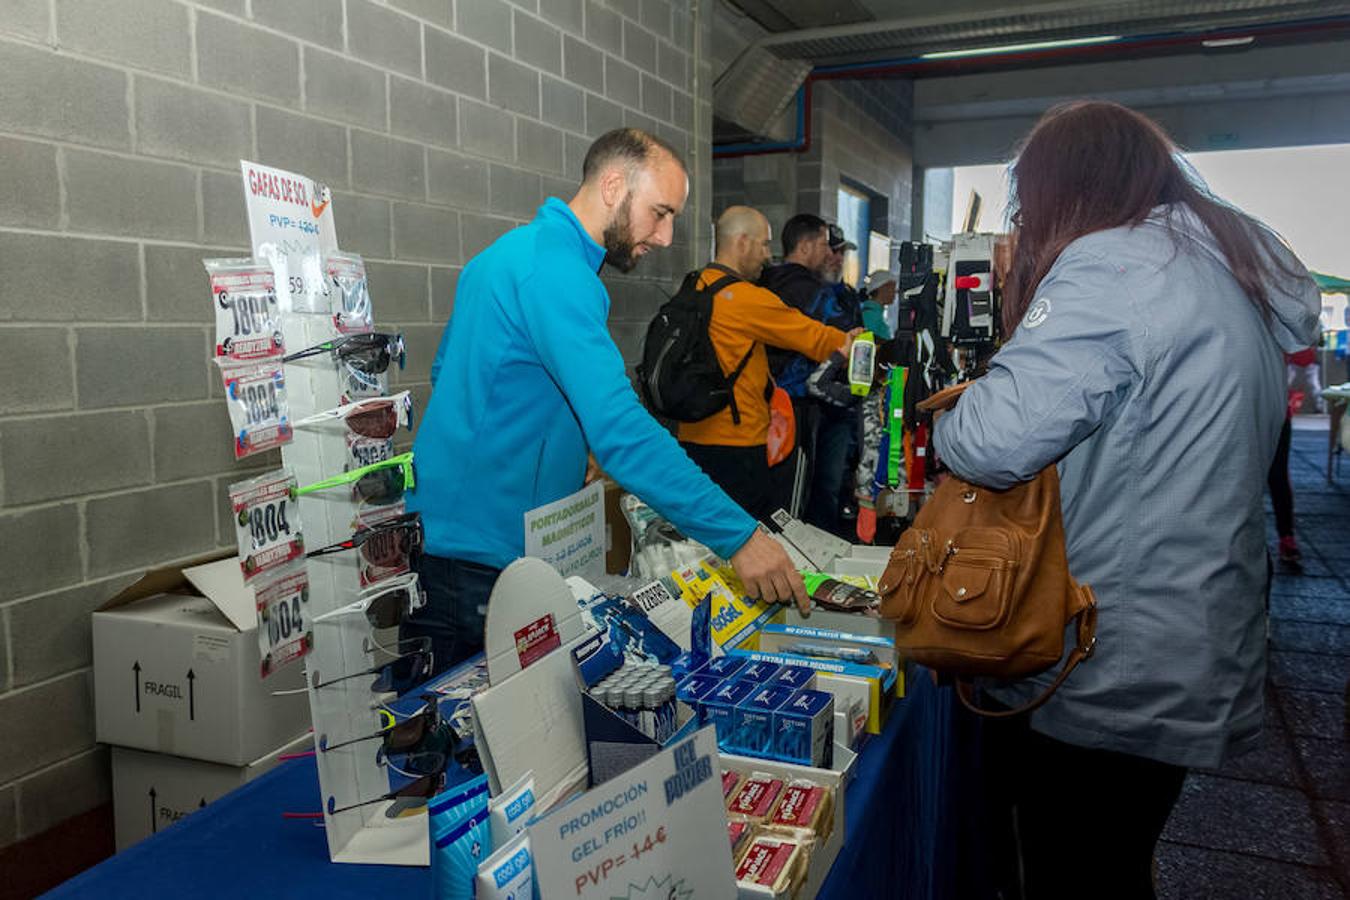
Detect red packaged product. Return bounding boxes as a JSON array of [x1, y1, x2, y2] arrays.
[[727, 774, 785, 822], [735, 835, 807, 893]]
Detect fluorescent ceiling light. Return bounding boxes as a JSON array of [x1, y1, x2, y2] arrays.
[[1201, 36, 1255, 48], [921, 35, 1121, 60]]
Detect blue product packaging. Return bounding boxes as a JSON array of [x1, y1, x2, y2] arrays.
[[775, 688, 835, 768], [699, 656, 748, 680], [770, 665, 817, 692], [732, 684, 795, 757], [675, 673, 723, 721], [429, 774, 489, 835], [701, 678, 756, 746], [735, 660, 782, 685], [433, 806, 491, 900], [475, 831, 534, 900]]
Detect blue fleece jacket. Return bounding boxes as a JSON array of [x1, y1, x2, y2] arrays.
[[409, 198, 758, 569]]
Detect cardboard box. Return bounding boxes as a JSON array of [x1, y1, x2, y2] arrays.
[[112, 734, 310, 851], [94, 552, 311, 766]]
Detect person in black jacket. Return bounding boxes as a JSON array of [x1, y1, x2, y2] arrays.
[[759, 215, 861, 534]]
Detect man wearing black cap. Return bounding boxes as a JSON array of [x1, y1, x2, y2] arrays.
[[760, 217, 864, 535]]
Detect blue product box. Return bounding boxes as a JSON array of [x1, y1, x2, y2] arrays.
[[769, 665, 817, 692], [699, 656, 748, 680], [675, 673, 723, 721], [776, 688, 835, 768], [701, 679, 756, 746], [731, 684, 795, 757], [735, 660, 783, 685]]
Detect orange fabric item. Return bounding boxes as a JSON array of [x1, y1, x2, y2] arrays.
[[766, 386, 795, 466], [678, 268, 845, 448]]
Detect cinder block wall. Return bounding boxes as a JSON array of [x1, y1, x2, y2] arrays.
[[0, 0, 713, 850]]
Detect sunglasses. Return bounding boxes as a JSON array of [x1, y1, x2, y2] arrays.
[[322, 694, 442, 757], [337, 573, 426, 629], [283, 332, 405, 375], [307, 513, 423, 572], [295, 393, 413, 441], [326, 771, 445, 817], [295, 452, 415, 505], [312, 643, 434, 695]]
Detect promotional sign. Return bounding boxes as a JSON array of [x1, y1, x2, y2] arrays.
[[524, 481, 606, 580], [239, 160, 337, 313], [529, 727, 735, 900]]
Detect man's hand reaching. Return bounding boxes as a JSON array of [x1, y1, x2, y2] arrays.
[[729, 528, 810, 617]]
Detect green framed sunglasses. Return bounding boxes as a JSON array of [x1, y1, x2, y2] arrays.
[[295, 452, 415, 505]]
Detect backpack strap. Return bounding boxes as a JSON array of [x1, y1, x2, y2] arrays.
[[697, 264, 755, 426], [954, 584, 1098, 718]]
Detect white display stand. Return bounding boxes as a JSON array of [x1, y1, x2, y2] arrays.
[[237, 160, 423, 866]]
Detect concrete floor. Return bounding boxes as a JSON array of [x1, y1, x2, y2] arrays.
[[1155, 424, 1350, 899]]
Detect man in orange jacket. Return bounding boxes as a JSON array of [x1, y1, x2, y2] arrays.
[[678, 206, 855, 520]]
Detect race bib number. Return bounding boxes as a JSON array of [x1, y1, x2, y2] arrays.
[[254, 566, 312, 678], [340, 365, 387, 404], [347, 433, 395, 470], [205, 258, 284, 361], [229, 470, 303, 583], [221, 361, 293, 459]]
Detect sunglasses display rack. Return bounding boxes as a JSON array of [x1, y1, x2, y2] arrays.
[[227, 160, 426, 866], [280, 269, 431, 866]]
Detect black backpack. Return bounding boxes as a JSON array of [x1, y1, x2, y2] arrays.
[[638, 264, 755, 424]]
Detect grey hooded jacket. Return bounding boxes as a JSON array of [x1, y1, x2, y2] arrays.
[[932, 205, 1320, 769]]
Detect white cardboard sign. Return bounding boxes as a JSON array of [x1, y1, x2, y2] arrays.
[[529, 726, 735, 900], [524, 480, 606, 581], [239, 160, 337, 313]]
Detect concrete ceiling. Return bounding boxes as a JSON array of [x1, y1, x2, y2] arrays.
[[725, 0, 1350, 64]]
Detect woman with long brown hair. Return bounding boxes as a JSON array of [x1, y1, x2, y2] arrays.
[[933, 101, 1319, 898]]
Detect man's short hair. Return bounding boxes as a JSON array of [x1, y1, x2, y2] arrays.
[[781, 213, 828, 257], [581, 128, 685, 185]]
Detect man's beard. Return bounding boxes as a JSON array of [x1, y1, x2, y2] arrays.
[[602, 195, 641, 273]]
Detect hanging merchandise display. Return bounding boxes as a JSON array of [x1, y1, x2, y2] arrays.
[[229, 469, 304, 582], [253, 564, 312, 677], [295, 391, 412, 470], [219, 359, 293, 459], [206, 258, 285, 362]]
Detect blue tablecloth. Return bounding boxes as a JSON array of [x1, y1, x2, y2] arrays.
[[48, 671, 956, 900]]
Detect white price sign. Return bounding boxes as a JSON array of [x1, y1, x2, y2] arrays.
[[239, 160, 337, 311], [528, 727, 735, 899], [524, 480, 605, 580]]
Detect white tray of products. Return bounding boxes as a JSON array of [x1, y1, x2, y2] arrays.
[[719, 744, 855, 899]]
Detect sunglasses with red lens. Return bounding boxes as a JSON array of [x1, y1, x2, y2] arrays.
[[295, 393, 412, 441], [307, 512, 423, 571]]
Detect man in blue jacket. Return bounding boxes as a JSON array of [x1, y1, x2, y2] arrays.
[[404, 129, 808, 672]]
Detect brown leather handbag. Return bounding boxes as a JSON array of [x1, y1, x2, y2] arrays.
[[877, 382, 1098, 717]]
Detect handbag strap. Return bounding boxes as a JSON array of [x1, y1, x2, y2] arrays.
[[955, 584, 1099, 719]]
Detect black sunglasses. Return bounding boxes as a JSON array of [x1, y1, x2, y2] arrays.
[[321, 696, 441, 754], [326, 771, 445, 816], [311, 641, 434, 695], [307, 513, 423, 571], [283, 332, 405, 375]]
